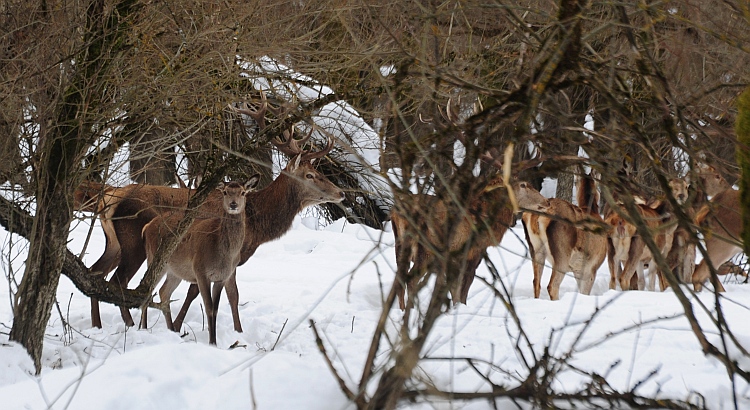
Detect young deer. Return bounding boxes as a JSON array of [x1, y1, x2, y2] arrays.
[[605, 177, 688, 291], [79, 92, 345, 330], [391, 179, 550, 310], [691, 166, 740, 292], [522, 170, 607, 300], [142, 180, 258, 344]]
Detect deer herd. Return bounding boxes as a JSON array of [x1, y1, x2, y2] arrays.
[[72, 96, 744, 345]]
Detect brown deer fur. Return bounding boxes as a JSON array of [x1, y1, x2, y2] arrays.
[[692, 187, 741, 292], [142, 180, 257, 344], [665, 166, 729, 285], [606, 178, 688, 291], [391, 179, 550, 310], [522, 171, 607, 300], [80, 152, 345, 329]]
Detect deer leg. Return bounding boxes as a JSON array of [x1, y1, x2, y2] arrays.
[[531, 247, 547, 299], [532, 249, 552, 299], [646, 263, 656, 291], [195, 275, 216, 345], [457, 257, 483, 305], [89, 247, 121, 329], [635, 262, 646, 291], [224, 271, 243, 333], [522, 218, 547, 299], [172, 283, 200, 331], [111, 248, 146, 328], [547, 263, 566, 301], [657, 269, 668, 292], [210, 281, 225, 344], [683, 242, 696, 284], [393, 237, 413, 311], [619, 237, 644, 291], [607, 238, 617, 290], [90, 299, 102, 329], [157, 274, 182, 332], [692, 240, 739, 292], [404, 262, 427, 312], [139, 298, 151, 330]]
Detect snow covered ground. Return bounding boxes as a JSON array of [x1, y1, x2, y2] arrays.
[[1, 210, 749, 409]]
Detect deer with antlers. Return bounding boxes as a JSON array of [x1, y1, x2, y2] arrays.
[[79, 92, 345, 330], [521, 169, 608, 300], [142, 179, 258, 344]]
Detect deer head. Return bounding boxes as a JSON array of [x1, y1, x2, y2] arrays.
[[217, 176, 260, 215], [694, 163, 731, 197], [667, 177, 689, 205], [233, 92, 345, 207]]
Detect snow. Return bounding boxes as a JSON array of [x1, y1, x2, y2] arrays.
[[1, 209, 750, 409]]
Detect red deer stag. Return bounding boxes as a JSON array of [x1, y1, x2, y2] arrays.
[[142, 180, 257, 344], [605, 177, 688, 291], [521, 170, 607, 300], [391, 178, 550, 311], [692, 167, 740, 292], [79, 94, 345, 330]]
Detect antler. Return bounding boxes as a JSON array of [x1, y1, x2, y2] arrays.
[[231, 91, 297, 139], [232, 90, 270, 131], [231, 91, 335, 160], [272, 124, 335, 162], [300, 125, 335, 162]]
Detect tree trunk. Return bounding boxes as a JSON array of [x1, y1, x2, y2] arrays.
[[130, 126, 176, 185], [555, 168, 575, 202], [9, 185, 71, 373], [9, 123, 82, 373], [8, 0, 139, 373]]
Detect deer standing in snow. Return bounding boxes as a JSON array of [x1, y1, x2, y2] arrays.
[[392, 178, 550, 310], [522, 170, 608, 300], [142, 179, 258, 344], [605, 177, 688, 291], [77, 92, 345, 330]]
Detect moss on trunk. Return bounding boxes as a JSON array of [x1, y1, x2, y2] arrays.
[[737, 87, 750, 255]]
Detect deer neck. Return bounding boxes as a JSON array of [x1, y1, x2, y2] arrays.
[[245, 173, 305, 245], [218, 211, 246, 254]]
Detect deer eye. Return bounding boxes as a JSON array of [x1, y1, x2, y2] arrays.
[[306, 173, 314, 179]]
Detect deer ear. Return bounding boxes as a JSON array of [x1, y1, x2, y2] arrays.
[[245, 174, 260, 191], [216, 182, 225, 191]]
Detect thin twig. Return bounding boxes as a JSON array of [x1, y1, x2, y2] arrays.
[[309, 319, 359, 405], [271, 318, 288, 351]]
